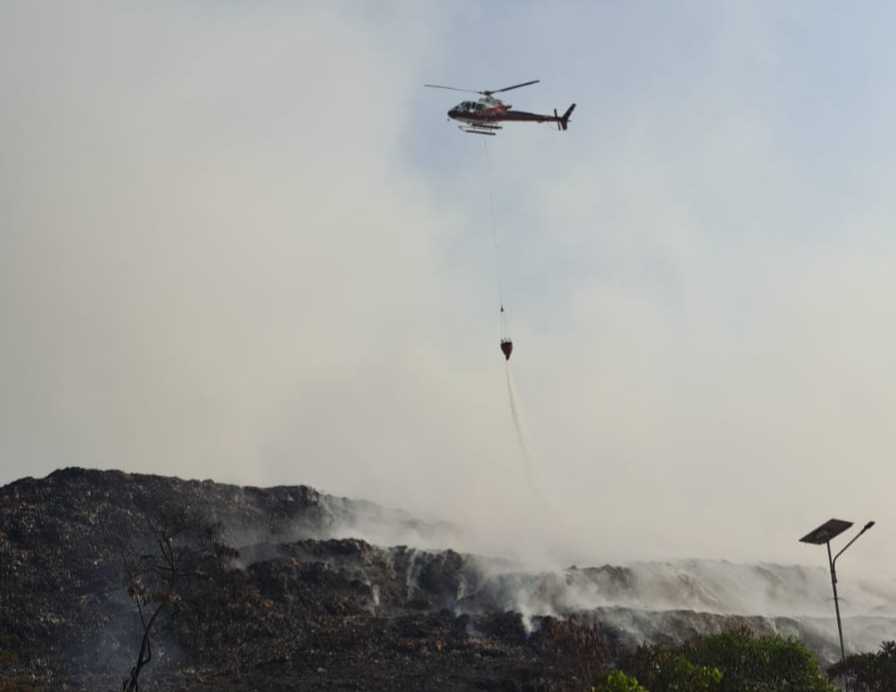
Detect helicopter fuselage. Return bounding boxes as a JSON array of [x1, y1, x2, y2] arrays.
[[448, 99, 545, 124], [447, 97, 575, 134], [425, 80, 574, 135]]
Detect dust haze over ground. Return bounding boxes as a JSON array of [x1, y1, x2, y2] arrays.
[[2, 0, 896, 585]]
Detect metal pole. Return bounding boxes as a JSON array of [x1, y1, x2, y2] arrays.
[[827, 540, 846, 663]]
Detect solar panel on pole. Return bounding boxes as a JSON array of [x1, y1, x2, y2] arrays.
[[799, 519, 853, 545]]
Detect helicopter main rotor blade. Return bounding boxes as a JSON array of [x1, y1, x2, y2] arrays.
[[424, 84, 481, 94], [485, 79, 540, 95]]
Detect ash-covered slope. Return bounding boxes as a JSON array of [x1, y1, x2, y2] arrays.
[[1, 468, 604, 689], [1, 465, 459, 550], [1, 468, 893, 690]]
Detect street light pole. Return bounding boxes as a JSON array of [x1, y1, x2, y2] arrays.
[[800, 519, 875, 664], [826, 539, 845, 662]]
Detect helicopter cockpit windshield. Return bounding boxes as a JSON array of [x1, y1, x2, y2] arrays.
[[458, 101, 484, 112]]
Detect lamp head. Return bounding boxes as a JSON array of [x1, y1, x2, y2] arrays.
[[863, 521, 876, 532]]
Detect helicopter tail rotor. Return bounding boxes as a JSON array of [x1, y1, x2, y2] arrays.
[[557, 103, 576, 131]]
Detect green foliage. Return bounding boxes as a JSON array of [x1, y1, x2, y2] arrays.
[[685, 629, 835, 691], [596, 670, 648, 692], [624, 646, 722, 692], [622, 629, 835, 692], [828, 640, 896, 691]]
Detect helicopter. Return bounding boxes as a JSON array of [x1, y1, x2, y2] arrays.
[[425, 79, 576, 136]]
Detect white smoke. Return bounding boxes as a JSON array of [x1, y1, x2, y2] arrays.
[[485, 560, 896, 619]]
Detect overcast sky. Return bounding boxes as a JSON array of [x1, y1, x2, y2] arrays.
[[2, 2, 895, 574]]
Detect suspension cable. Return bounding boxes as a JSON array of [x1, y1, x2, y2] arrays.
[[481, 138, 507, 339]]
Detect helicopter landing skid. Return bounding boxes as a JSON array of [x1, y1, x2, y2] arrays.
[[460, 123, 502, 136]]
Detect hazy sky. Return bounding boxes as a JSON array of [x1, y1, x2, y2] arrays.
[[2, 2, 895, 574]]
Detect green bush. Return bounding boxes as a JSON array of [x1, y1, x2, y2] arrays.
[[622, 629, 835, 692], [828, 640, 896, 691], [623, 646, 722, 691], [685, 629, 836, 691], [596, 670, 648, 692]]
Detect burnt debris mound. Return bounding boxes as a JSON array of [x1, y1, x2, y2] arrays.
[[0, 468, 615, 690], [0, 468, 890, 690]]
